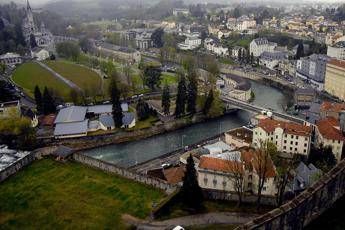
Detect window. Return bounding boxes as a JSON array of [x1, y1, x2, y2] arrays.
[[213, 179, 217, 187], [295, 142, 298, 145], [276, 135, 278, 139], [285, 134, 287, 138], [284, 140, 287, 144], [295, 148, 297, 152], [290, 141, 293, 145], [296, 136, 299, 140], [290, 147, 292, 151], [304, 143, 307, 147], [204, 177, 208, 185], [263, 187, 267, 191], [291, 135, 294, 138], [304, 149, 307, 153], [283, 146, 286, 150], [222, 181, 227, 187], [248, 175, 252, 180], [271, 137, 273, 141], [305, 137, 308, 141]]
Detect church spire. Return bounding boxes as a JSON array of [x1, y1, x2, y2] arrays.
[[27, 0, 32, 12]]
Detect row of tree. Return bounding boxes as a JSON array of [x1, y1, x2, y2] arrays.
[[34, 86, 56, 115]]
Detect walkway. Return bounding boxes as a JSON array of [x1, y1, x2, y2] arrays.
[[35, 61, 82, 91], [123, 212, 258, 230]]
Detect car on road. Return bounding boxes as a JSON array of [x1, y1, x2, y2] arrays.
[[161, 163, 171, 168]]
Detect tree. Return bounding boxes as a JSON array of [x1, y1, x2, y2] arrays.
[[79, 37, 92, 53], [226, 156, 245, 207], [56, 41, 80, 61], [34, 86, 43, 114], [308, 145, 337, 172], [175, 74, 187, 118], [42, 87, 56, 115], [238, 49, 242, 62], [295, 43, 304, 59], [109, 78, 123, 128], [250, 52, 254, 65], [136, 99, 150, 121], [186, 71, 198, 115], [69, 89, 80, 105], [0, 62, 6, 74], [181, 154, 203, 210], [203, 89, 214, 115], [151, 27, 164, 48], [161, 85, 171, 115], [207, 90, 224, 118], [143, 65, 162, 90]]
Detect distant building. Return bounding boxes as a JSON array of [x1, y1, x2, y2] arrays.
[[204, 38, 229, 56], [31, 48, 49, 61], [172, 8, 190, 17], [224, 127, 253, 148], [0, 100, 21, 118], [253, 118, 312, 156], [95, 41, 141, 64], [231, 46, 246, 59], [327, 41, 345, 60], [324, 59, 345, 101], [250, 38, 277, 57], [222, 74, 252, 102], [294, 88, 316, 108], [259, 51, 288, 70], [296, 54, 331, 91], [0, 53, 22, 66], [320, 101, 345, 120], [177, 37, 201, 50], [288, 162, 321, 193]]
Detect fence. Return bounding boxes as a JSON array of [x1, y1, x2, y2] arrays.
[[73, 153, 178, 194], [237, 159, 345, 229]]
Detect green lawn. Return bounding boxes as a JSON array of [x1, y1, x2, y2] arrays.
[[45, 60, 102, 92], [0, 159, 165, 229], [160, 72, 178, 86], [12, 62, 71, 98]]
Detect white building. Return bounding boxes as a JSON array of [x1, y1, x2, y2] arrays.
[[253, 118, 312, 156], [316, 116, 345, 162], [327, 41, 345, 60], [173, 8, 190, 16], [259, 51, 288, 70], [250, 38, 277, 57], [204, 38, 229, 56], [31, 48, 49, 61], [178, 37, 201, 50], [0, 53, 22, 66], [231, 46, 246, 59], [236, 15, 257, 31]]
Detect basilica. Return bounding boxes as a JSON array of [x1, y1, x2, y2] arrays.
[[22, 0, 54, 49]]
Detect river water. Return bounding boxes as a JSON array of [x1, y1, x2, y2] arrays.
[[83, 80, 287, 168]]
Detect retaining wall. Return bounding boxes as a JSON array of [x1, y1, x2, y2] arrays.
[[237, 159, 345, 230], [73, 153, 178, 194]]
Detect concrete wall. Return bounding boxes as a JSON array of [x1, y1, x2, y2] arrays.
[[73, 153, 178, 194], [237, 159, 345, 230]]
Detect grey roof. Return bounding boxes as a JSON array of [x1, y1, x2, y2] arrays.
[[54, 120, 88, 136], [87, 105, 112, 114], [99, 114, 114, 127], [290, 162, 321, 192], [260, 51, 288, 60], [54, 106, 87, 124], [122, 112, 135, 125]]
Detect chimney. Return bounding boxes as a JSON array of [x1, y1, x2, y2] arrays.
[[340, 111, 345, 135]]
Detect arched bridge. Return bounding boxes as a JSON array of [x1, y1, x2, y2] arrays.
[[220, 96, 306, 125]]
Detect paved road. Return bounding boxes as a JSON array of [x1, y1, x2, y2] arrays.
[[35, 61, 82, 91], [123, 212, 259, 230]]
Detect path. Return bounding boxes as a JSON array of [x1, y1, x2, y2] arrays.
[[35, 61, 82, 91], [123, 212, 258, 230]]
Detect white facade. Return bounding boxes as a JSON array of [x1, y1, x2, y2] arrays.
[[178, 37, 201, 50], [250, 38, 277, 57], [327, 45, 345, 60], [31, 49, 49, 61], [0, 53, 22, 66]]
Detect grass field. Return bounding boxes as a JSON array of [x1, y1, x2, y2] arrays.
[[12, 62, 71, 98], [0, 159, 165, 229], [160, 72, 178, 86], [45, 60, 102, 92]]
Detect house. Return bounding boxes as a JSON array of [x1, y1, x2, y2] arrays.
[[225, 127, 253, 149], [249, 38, 277, 57], [204, 38, 229, 56], [177, 37, 201, 50], [147, 165, 185, 185], [320, 101, 345, 119], [252, 118, 312, 156], [231, 46, 246, 59], [31, 48, 49, 61], [122, 112, 136, 129], [0, 100, 21, 118], [295, 54, 331, 91], [222, 74, 252, 102], [294, 88, 316, 108], [99, 114, 115, 131], [327, 41, 345, 60], [259, 51, 288, 70], [0, 53, 22, 66], [324, 59, 345, 101], [315, 116, 345, 162], [288, 162, 321, 193]]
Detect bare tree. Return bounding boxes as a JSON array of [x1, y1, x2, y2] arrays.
[[225, 158, 245, 207]]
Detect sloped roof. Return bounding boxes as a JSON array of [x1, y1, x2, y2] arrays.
[[241, 149, 277, 178], [258, 118, 312, 137], [320, 101, 345, 113], [54, 106, 87, 124], [99, 114, 114, 127], [317, 117, 345, 141], [122, 112, 135, 125], [54, 120, 88, 136], [199, 156, 244, 174], [87, 105, 112, 114]]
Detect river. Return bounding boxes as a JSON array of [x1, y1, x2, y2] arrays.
[[83, 80, 287, 168]]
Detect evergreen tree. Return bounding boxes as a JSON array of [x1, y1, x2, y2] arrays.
[[238, 49, 242, 62], [34, 86, 42, 114], [296, 43, 304, 59], [136, 99, 150, 120], [161, 85, 171, 115], [203, 89, 214, 115], [175, 75, 187, 118], [181, 154, 203, 210], [109, 79, 123, 128], [187, 71, 198, 115], [250, 52, 254, 65], [42, 87, 56, 115]]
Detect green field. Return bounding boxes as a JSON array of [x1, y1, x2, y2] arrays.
[[45, 60, 102, 92], [12, 62, 71, 98], [160, 72, 178, 86], [0, 159, 165, 229]]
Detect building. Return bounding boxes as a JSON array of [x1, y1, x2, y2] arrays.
[[288, 162, 321, 193], [222, 74, 252, 102], [324, 59, 345, 101], [135, 32, 154, 50], [320, 101, 345, 119], [22, 0, 54, 48], [147, 165, 185, 185], [296, 54, 331, 91], [99, 114, 115, 131], [177, 37, 201, 50], [294, 88, 316, 108], [31, 48, 49, 61], [316, 116, 345, 162], [259, 51, 288, 70], [197, 149, 277, 196], [95, 41, 141, 64], [249, 38, 277, 57], [0, 53, 22, 66], [327, 41, 345, 60], [225, 127, 253, 149], [253, 118, 312, 156], [235, 15, 257, 31], [204, 38, 229, 56], [172, 8, 190, 16], [231, 46, 246, 59], [0, 100, 21, 118], [121, 112, 136, 129]]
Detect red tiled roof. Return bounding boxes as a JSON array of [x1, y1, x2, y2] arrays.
[[328, 58, 345, 69], [164, 166, 185, 184], [317, 117, 345, 141], [320, 101, 345, 113], [199, 156, 244, 174], [258, 118, 312, 137], [241, 149, 276, 178]]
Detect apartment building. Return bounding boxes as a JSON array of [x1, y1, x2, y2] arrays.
[[327, 41, 345, 60], [249, 38, 277, 57], [253, 118, 312, 156], [324, 59, 345, 101]]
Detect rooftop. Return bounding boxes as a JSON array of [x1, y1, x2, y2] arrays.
[[320, 101, 345, 113], [328, 58, 345, 69], [258, 118, 312, 137], [54, 106, 87, 124], [317, 117, 345, 141], [54, 120, 88, 136], [122, 112, 135, 126], [87, 105, 112, 114], [225, 127, 253, 144]]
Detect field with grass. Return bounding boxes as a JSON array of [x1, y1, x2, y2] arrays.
[[160, 72, 178, 86], [0, 159, 165, 229], [45, 60, 102, 92], [12, 62, 71, 98]]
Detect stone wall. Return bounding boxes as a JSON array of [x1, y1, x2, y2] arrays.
[[237, 159, 345, 230], [73, 153, 178, 194]]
